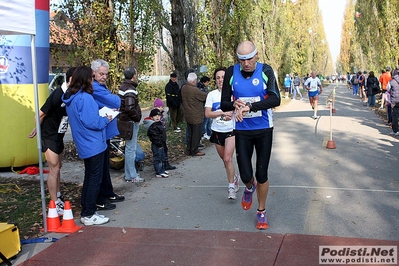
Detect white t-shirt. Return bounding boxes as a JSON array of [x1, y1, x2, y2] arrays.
[[204, 89, 234, 133], [304, 77, 321, 92]]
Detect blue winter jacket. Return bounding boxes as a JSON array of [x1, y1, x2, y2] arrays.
[[284, 77, 292, 88], [92, 80, 121, 140], [62, 90, 109, 159]]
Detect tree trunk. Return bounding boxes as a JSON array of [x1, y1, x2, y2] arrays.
[[170, 0, 188, 81]]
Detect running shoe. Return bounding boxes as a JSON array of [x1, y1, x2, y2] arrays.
[[126, 176, 145, 183], [81, 213, 109, 226], [241, 182, 256, 210], [256, 210, 269, 230], [108, 194, 125, 202], [233, 174, 240, 193], [228, 187, 237, 200], [56, 200, 64, 216], [155, 173, 169, 178], [96, 202, 116, 211], [80, 212, 105, 224]]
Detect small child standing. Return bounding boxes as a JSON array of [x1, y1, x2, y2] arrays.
[[153, 98, 176, 170], [145, 109, 169, 178]]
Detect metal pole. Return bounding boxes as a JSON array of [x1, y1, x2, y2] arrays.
[[31, 35, 47, 232]]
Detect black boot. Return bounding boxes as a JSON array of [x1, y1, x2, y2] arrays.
[[164, 161, 176, 170]]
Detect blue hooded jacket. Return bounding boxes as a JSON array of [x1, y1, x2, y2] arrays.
[[92, 80, 121, 140], [62, 90, 109, 159]]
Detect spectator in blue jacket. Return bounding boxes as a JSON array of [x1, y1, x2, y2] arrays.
[[62, 66, 111, 226], [284, 74, 292, 99], [91, 59, 125, 211]]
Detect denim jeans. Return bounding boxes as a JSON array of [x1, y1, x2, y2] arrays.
[[353, 84, 359, 95], [392, 104, 399, 133], [387, 105, 392, 123], [97, 140, 114, 204], [136, 143, 145, 162], [367, 95, 376, 107], [82, 150, 105, 217], [124, 122, 140, 181], [202, 115, 212, 136], [293, 85, 302, 99], [151, 143, 166, 175]]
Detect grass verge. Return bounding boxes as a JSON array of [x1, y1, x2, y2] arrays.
[[0, 119, 198, 239]]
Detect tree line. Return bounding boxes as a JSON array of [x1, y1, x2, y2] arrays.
[[337, 0, 399, 75], [51, 0, 333, 92]]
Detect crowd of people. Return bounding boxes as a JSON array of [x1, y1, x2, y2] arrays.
[[346, 67, 399, 136]]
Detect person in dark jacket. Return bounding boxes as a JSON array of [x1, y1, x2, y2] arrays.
[[366, 71, 379, 107], [145, 109, 169, 178], [387, 68, 399, 136], [117, 66, 144, 183], [165, 73, 182, 132], [181, 72, 208, 156]]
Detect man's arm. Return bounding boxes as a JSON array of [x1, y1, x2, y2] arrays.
[[221, 66, 235, 112], [250, 65, 280, 111], [92, 82, 121, 109]]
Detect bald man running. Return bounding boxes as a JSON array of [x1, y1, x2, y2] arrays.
[[221, 40, 281, 230]]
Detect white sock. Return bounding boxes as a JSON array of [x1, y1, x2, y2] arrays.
[[57, 191, 61, 198], [229, 183, 235, 189]]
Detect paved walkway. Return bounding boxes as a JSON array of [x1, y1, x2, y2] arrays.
[[3, 82, 399, 265]]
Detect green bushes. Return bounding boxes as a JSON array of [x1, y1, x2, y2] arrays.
[[137, 81, 168, 103]]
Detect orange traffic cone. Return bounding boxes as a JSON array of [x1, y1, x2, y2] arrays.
[[56, 201, 82, 233], [46, 200, 61, 232]]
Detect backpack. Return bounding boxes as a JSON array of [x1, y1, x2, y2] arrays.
[[371, 78, 381, 94], [352, 76, 359, 85]]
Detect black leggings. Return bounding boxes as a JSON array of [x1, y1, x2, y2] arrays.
[[235, 128, 273, 184]]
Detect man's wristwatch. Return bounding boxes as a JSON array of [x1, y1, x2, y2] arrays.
[[245, 102, 252, 111]]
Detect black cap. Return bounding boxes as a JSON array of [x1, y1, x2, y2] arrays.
[[170, 73, 177, 78], [150, 109, 161, 117]]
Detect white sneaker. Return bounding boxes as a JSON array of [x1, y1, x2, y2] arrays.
[[155, 173, 169, 178], [131, 176, 145, 183], [379, 106, 384, 110], [311, 115, 319, 120], [81, 213, 109, 226], [228, 187, 237, 200], [389, 132, 396, 135], [204, 134, 210, 140], [56, 200, 64, 216], [174, 129, 181, 133], [80, 212, 106, 224], [395, 132, 399, 136]]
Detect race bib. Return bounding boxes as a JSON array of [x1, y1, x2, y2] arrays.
[[239, 96, 262, 118], [58, 116, 69, 133]]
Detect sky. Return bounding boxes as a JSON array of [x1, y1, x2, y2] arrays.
[[318, 0, 347, 65]]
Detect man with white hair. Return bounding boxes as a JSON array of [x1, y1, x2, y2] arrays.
[[91, 59, 125, 210], [180, 72, 207, 156]]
